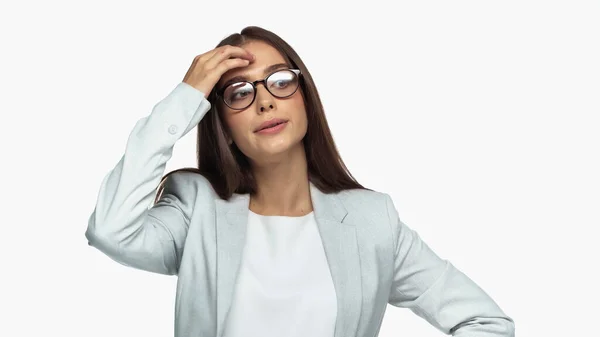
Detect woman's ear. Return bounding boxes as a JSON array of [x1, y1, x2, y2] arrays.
[[223, 129, 233, 145], [216, 111, 233, 145]]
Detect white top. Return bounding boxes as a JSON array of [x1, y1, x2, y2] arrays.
[[222, 210, 337, 337]]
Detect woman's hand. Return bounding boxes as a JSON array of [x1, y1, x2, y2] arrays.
[[182, 45, 254, 97]]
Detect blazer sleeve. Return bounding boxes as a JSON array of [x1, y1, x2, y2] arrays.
[[85, 82, 211, 275], [384, 194, 515, 336]]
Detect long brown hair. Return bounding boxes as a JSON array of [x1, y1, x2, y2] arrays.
[[156, 26, 367, 202]]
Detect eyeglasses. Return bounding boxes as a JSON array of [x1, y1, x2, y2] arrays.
[[216, 68, 302, 110]]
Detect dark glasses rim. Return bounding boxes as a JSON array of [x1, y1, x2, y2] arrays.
[[216, 68, 302, 110]]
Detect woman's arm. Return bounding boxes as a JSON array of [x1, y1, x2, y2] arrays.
[[85, 82, 210, 275], [385, 194, 515, 336]]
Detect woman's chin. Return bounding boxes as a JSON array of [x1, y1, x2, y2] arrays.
[[256, 135, 295, 153], [250, 140, 303, 163]]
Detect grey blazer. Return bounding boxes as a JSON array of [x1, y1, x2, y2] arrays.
[[85, 82, 515, 337]]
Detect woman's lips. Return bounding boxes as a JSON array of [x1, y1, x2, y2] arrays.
[[255, 121, 288, 134], [255, 118, 288, 132]]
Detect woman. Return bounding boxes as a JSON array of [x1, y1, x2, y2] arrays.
[[85, 26, 515, 337]]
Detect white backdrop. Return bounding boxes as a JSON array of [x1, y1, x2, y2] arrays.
[[1, 1, 598, 336]]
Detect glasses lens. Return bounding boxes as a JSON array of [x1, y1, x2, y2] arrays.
[[222, 70, 299, 109], [223, 82, 254, 109], [267, 70, 299, 98]]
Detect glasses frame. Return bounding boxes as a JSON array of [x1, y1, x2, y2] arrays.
[[216, 68, 302, 110]]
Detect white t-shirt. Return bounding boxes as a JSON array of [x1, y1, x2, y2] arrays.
[[222, 210, 337, 337]]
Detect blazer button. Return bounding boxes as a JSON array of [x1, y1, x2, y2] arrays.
[[168, 125, 178, 134]]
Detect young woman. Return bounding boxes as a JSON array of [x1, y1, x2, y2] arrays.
[[85, 26, 515, 337]]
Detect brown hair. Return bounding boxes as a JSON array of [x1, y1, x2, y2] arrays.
[[155, 26, 368, 202]]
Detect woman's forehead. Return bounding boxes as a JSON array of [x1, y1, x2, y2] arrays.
[[219, 44, 288, 85]]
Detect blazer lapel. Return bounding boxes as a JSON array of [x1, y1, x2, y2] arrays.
[[214, 182, 363, 337], [310, 183, 363, 337], [215, 193, 249, 337]]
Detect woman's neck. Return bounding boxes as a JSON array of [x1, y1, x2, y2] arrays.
[[249, 145, 312, 216]]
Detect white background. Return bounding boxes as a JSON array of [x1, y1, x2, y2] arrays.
[[1, 0, 598, 336]]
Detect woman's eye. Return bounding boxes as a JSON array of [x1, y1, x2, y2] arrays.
[[273, 80, 289, 88], [231, 90, 251, 100]]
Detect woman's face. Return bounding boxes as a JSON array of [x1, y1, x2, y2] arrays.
[[216, 40, 308, 165]]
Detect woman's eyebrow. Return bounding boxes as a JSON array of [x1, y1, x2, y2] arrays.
[[221, 63, 289, 88]]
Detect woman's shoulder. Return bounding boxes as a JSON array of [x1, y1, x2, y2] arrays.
[[337, 185, 389, 202], [157, 168, 219, 202], [336, 186, 391, 218]]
